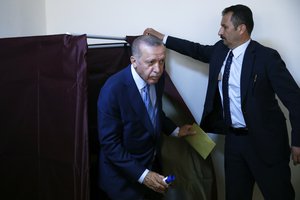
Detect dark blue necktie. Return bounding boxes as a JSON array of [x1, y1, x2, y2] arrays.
[[142, 84, 157, 127], [222, 51, 233, 127]]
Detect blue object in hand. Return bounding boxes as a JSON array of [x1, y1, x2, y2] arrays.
[[163, 175, 175, 184]]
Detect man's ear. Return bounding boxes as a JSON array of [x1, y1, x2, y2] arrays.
[[130, 56, 137, 68], [238, 24, 247, 34]]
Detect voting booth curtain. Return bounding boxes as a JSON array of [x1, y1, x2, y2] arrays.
[[0, 34, 89, 200], [0, 34, 216, 200]]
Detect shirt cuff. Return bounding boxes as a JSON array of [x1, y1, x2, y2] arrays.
[[138, 169, 149, 184], [170, 127, 180, 137]]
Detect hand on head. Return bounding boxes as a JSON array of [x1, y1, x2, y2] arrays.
[[143, 28, 165, 41]]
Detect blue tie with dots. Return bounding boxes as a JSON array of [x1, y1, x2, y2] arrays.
[[142, 84, 157, 127], [222, 51, 233, 127]]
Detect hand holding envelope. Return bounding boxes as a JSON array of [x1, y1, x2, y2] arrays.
[[184, 123, 216, 159]]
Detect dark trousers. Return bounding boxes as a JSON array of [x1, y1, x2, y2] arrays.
[[224, 131, 295, 200]]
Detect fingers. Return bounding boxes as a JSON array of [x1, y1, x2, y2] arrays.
[[143, 28, 150, 35], [186, 125, 196, 135], [178, 124, 196, 137], [291, 146, 300, 165], [143, 28, 153, 35], [292, 154, 300, 165], [143, 171, 169, 193], [143, 28, 164, 41]]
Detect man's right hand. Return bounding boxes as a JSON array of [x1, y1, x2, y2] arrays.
[[143, 171, 169, 193], [143, 28, 165, 41]]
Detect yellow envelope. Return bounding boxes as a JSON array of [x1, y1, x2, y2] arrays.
[[184, 123, 216, 159]]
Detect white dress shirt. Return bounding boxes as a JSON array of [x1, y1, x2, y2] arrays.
[[218, 40, 251, 128]]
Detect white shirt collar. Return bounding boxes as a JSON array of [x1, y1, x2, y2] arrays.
[[131, 64, 147, 91], [232, 39, 251, 59]]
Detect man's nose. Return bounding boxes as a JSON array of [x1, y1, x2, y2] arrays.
[[153, 62, 162, 73], [218, 28, 223, 36]]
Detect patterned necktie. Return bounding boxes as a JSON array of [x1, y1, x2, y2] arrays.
[[142, 84, 157, 127], [222, 51, 233, 127]]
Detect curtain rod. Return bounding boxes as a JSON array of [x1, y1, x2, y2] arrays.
[[88, 43, 129, 49], [86, 34, 126, 41], [69, 33, 126, 41]]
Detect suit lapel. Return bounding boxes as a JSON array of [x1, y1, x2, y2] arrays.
[[124, 66, 155, 133], [209, 47, 229, 94], [216, 50, 229, 77], [241, 41, 256, 104], [213, 43, 230, 86], [202, 45, 228, 115]]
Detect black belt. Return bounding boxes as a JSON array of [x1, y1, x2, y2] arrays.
[[229, 127, 249, 135]]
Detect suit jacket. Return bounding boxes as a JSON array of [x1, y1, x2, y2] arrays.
[[97, 65, 176, 200], [166, 36, 300, 164]]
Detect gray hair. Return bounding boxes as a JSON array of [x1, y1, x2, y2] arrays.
[[131, 35, 164, 58]]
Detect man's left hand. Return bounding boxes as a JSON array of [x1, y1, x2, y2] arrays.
[[178, 124, 196, 137], [291, 146, 300, 165]]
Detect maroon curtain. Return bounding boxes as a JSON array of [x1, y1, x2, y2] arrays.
[[0, 34, 89, 200], [86, 43, 132, 199]]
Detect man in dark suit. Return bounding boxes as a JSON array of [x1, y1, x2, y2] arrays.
[[97, 35, 195, 200], [144, 4, 300, 200]]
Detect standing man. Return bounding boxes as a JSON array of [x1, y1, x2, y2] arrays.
[[144, 4, 300, 200], [97, 35, 195, 200]]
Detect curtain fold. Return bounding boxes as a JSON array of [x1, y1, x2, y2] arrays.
[[86, 44, 132, 199], [0, 34, 89, 200]]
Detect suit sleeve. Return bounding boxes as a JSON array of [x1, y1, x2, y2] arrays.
[[267, 49, 300, 147], [166, 36, 215, 63]]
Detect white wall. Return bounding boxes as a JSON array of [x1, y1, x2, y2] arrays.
[[0, 0, 46, 38], [44, 0, 300, 120], [1, 0, 299, 199]]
